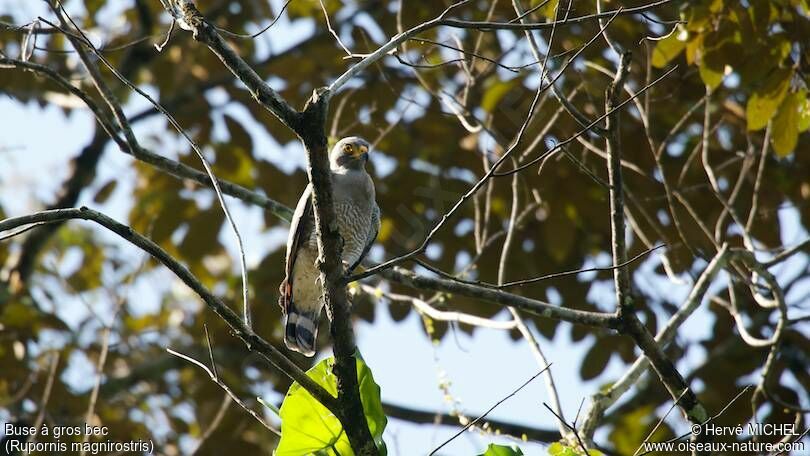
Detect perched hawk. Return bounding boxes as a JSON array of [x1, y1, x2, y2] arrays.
[[279, 137, 380, 357]]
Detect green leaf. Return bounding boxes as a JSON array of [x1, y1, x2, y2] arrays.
[[698, 59, 724, 90], [547, 442, 603, 456], [479, 443, 524, 456], [481, 78, 517, 114], [531, 0, 559, 19], [772, 90, 803, 157], [651, 31, 687, 68], [275, 355, 387, 456], [548, 442, 578, 456], [608, 406, 655, 454], [93, 180, 117, 204], [746, 68, 793, 131]]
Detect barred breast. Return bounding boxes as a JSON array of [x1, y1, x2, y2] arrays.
[[335, 201, 373, 266], [301, 201, 374, 267]]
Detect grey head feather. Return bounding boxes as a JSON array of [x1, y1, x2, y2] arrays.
[[330, 136, 371, 171]]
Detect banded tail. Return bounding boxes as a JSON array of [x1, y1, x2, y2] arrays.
[[284, 307, 320, 357]]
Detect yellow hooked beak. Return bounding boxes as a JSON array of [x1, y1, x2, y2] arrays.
[[353, 144, 369, 158]]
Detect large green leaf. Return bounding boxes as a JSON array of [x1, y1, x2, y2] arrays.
[[482, 78, 517, 114], [746, 68, 794, 131], [651, 30, 687, 68], [275, 355, 387, 456], [479, 443, 524, 456], [772, 90, 804, 157]]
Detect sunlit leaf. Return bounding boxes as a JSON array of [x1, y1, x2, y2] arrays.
[[746, 68, 793, 131], [698, 59, 724, 90], [547, 442, 603, 456], [482, 78, 517, 114], [609, 406, 655, 454], [531, 0, 559, 18], [771, 90, 803, 157], [479, 443, 524, 456], [651, 32, 686, 68], [275, 355, 387, 456]]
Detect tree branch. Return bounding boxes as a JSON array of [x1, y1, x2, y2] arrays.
[[381, 267, 618, 329], [602, 53, 710, 455], [297, 92, 379, 454], [173, 1, 301, 131], [382, 402, 561, 443], [0, 208, 339, 414]]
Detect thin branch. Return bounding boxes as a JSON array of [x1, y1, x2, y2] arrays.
[[167, 1, 300, 128], [429, 366, 551, 455], [347, 47, 557, 282], [328, 0, 676, 95], [763, 239, 810, 267], [215, 0, 293, 39], [320, 0, 352, 56], [79, 325, 113, 456], [598, 51, 712, 454], [382, 401, 560, 443], [498, 164, 567, 437], [745, 123, 771, 234], [635, 386, 752, 456], [26, 353, 59, 452], [364, 285, 519, 330], [380, 267, 619, 329], [543, 402, 589, 455], [50, 3, 253, 328], [579, 246, 730, 441], [191, 394, 233, 455], [493, 65, 678, 177], [0, 208, 338, 413], [500, 244, 665, 289], [512, 0, 606, 135], [166, 348, 280, 436], [442, 0, 676, 31], [605, 51, 633, 316]]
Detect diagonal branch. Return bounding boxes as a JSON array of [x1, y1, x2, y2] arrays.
[[172, 1, 301, 131], [579, 244, 730, 440], [0, 208, 339, 414], [330, 0, 677, 94]]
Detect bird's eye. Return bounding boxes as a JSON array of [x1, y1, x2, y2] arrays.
[[343, 144, 354, 154]]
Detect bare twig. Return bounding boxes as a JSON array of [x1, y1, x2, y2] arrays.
[[329, 0, 676, 94], [191, 394, 233, 455], [0, 208, 338, 413], [500, 244, 665, 289], [49, 3, 253, 329], [215, 0, 293, 39], [498, 165, 567, 437], [364, 285, 519, 330], [166, 348, 280, 436], [543, 402, 589, 455], [429, 366, 551, 455], [25, 353, 59, 454], [382, 401, 560, 443], [319, 0, 351, 56]]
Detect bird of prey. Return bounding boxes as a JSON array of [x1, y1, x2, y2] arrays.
[[279, 137, 380, 357]]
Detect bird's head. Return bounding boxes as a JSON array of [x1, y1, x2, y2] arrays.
[[329, 136, 370, 171]]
